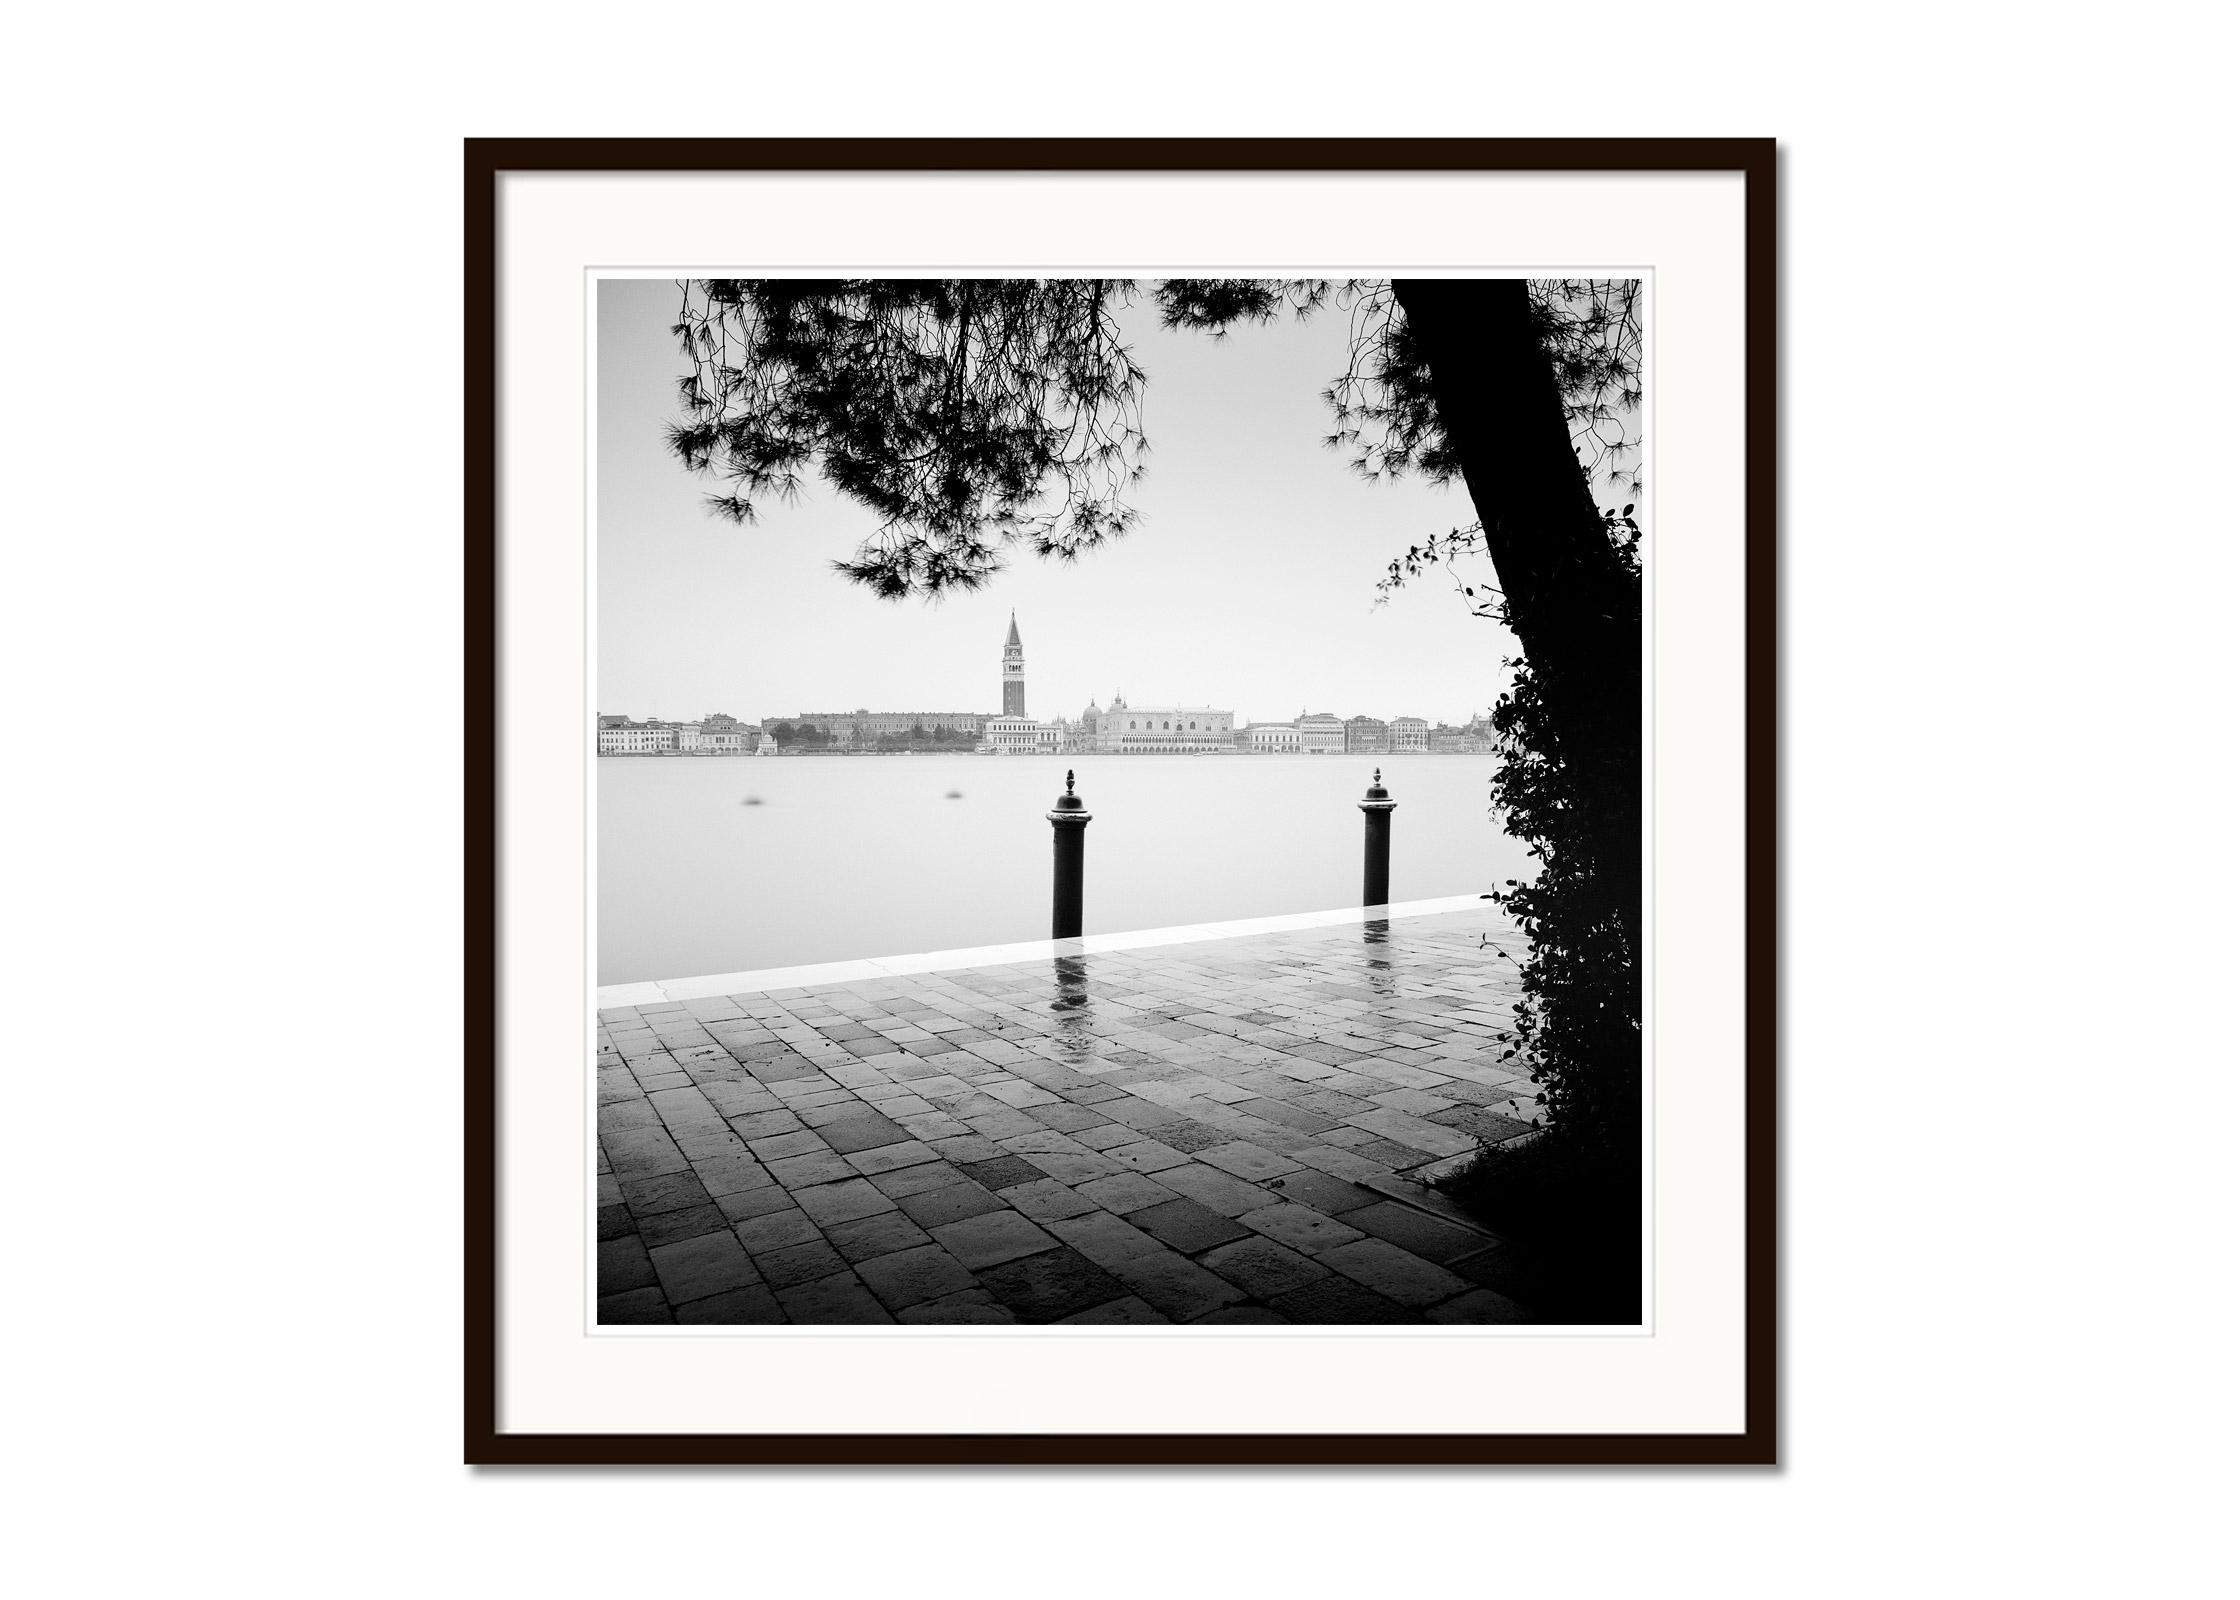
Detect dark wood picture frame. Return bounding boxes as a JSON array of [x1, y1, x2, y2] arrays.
[[467, 137, 1776, 1466]]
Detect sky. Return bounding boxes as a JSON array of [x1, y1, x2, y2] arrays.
[[596, 278, 1536, 729]]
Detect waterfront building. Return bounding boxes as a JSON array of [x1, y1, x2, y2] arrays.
[[1246, 721, 1303, 754], [983, 715, 1067, 754], [787, 710, 989, 744], [1089, 695, 1235, 753], [1391, 716, 1428, 752], [1002, 610, 1026, 718], [1296, 712, 1347, 755], [1345, 715, 1391, 754], [1066, 701, 1103, 752], [597, 723, 677, 755], [678, 727, 750, 754]]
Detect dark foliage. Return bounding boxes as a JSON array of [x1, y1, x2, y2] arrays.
[[668, 278, 1639, 599], [1484, 505, 1643, 1158]]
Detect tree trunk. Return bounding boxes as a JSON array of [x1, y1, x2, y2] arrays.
[[1391, 278, 1641, 937], [1388, 279, 1635, 710]]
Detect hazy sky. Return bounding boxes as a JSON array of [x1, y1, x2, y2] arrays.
[[596, 278, 1543, 728]]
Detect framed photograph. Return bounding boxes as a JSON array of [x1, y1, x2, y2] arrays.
[[469, 138, 1775, 1463]]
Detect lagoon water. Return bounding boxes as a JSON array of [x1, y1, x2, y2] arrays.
[[599, 752, 1534, 984]]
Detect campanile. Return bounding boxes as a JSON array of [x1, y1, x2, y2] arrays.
[[1001, 611, 1026, 717]]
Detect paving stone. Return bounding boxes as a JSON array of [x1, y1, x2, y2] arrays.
[[1259, 1169, 1381, 1215], [896, 1181, 1008, 1229], [597, 1203, 636, 1241], [597, 1288, 673, 1324], [600, 1125, 690, 1177], [1347, 1108, 1478, 1158], [792, 1177, 897, 1227], [1234, 1202, 1368, 1254], [929, 1209, 1058, 1270], [846, 1140, 940, 1176], [1106, 1140, 1193, 1173], [689, 1153, 777, 1198], [1267, 1276, 1426, 1324], [926, 1133, 1008, 1163], [715, 1185, 800, 1223], [897, 1289, 1018, 1324], [1235, 1097, 1347, 1135], [747, 1129, 830, 1162], [824, 1210, 935, 1263], [1074, 1172, 1179, 1215], [982, 1080, 1062, 1108], [674, 1285, 785, 1324], [778, 1271, 894, 1324], [598, 1234, 657, 1293], [600, 1099, 663, 1133], [1197, 1141, 1304, 1181], [755, 1239, 850, 1290], [814, 1112, 913, 1154], [1152, 1162, 1281, 1218], [1024, 1102, 1113, 1134], [1104, 1249, 1246, 1321], [1046, 1211, 1168, 1270], [1342, 1200, 1492, 1264], [649, 1230, 761, 1303], [1070, 1122, 1142, 1151], [954, 1154, 1049, 1192], [766, 1150, 858, 1190], [632, 1203, 732, 1250], [1426, 1288, 1532, 1324], [1154, 1121, 1239, 1154], [1002, 1177, 1101, 1222], [732, 1207, 822, 1255], [1059, 1296, 1173, 1325], [867, 1159, 970, 1199], [975, 1246, 1131, 1323], [1128, 1197, 1253, 1255], [1317, 1237, 1472, 1307], [1197, 1235, 1331, 1299], [856, 1244, 982, 1311], [726, 1109, 805, 1141], [1021, 1150, 1125, 1186]]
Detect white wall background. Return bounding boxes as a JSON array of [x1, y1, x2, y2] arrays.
[[3, 3, 2232, 1595]]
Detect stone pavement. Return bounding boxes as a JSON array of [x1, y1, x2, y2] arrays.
[[597, 906, 1547, 1325]]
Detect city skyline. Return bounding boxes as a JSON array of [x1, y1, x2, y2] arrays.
[[597, 278, 1536, 730]]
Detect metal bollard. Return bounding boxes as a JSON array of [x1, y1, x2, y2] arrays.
[[1359, 767, 1396, 907], [1047, 768, 1092, 939]]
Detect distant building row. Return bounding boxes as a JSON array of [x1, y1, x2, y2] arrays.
[[596, 710, 1486, 756], [595, 712, 772, 756]]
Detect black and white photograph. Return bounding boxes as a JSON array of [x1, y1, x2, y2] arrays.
[[592, 275, 1648, 1328]]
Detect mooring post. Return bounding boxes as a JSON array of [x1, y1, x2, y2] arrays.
[[1048, 768, 1092, 939], [1359, 767, 1396, 907]]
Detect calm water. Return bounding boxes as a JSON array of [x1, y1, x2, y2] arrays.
[[599, 753, 1533, 983]]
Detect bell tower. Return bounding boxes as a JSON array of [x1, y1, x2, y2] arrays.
[[1001, 611, 1026, 717]]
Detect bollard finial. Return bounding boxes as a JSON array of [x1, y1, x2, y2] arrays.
[[1374, 767, 1382, 785], [1066, 769, 1076, 795]]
